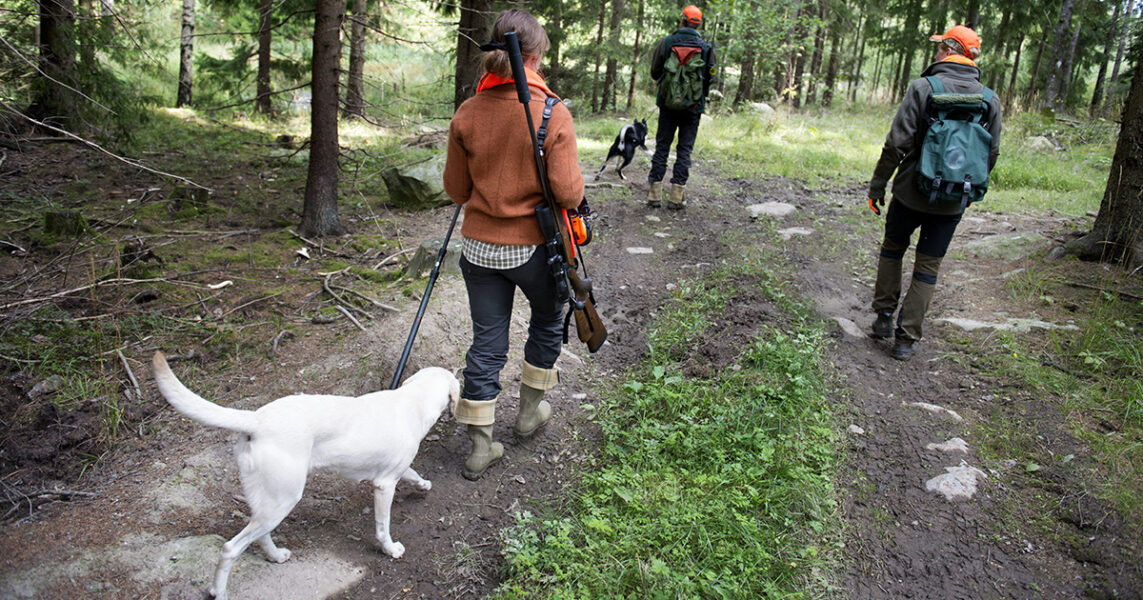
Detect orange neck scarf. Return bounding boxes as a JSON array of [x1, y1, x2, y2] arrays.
[[476, 67, 558, 98], [940, 54, 977, 67]]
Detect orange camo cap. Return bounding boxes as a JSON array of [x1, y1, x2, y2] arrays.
[[930, 25, 981, 59], [682, 5, 702, 26]]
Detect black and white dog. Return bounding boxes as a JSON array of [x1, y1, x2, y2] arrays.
[[595, 119, 649, 181]]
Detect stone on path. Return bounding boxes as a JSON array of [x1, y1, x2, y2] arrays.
[[935, 316, 1079, 333], [962, 232, 1053, 261], [778, 226, 813, 240], [626, 247, 654, 254], [905, 401, 964, 422], [925, 462, 987, 501], [926, 437, 969, 453], [833, 316, 865, 338], [848, 424, 865, 435], [747, 202, 796, 219]]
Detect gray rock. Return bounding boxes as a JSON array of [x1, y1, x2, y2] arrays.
[[405, 238, 463, 277], [748, 202, 796, 219], [925, 462, 987, 501], [962, 232, 1054, 261], [1025, 136, 1057, 153], [382, 154, 450, 210]]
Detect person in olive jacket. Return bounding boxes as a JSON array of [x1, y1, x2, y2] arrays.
[[866, 25, 1002, 361], [443, 9, 584, 480]]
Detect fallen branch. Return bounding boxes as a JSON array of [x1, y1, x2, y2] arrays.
[[1065, 281, 1143, 301], [0, 274, 199, 311], [0, 100, 211, 192], [372, 247, 416, 270], [336, 305, 367, 331], [322, 272, 372, 320]]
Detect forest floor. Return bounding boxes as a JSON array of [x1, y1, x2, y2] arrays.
[[1, 128, 1141, 599]]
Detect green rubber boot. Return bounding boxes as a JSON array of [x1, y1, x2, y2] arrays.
[[514, 384, 552, 438], [463, 425, 504, 481]]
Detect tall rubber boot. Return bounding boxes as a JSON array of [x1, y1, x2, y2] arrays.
[[646, 181, 663, 207], [897, 251, 943, 343], [463, 424, 503, 481], [667, 183, 686, 210], [455, 397, 501, 480], [515, 362, 559, 437]]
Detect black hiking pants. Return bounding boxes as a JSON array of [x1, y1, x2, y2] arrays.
[[460, 248, 563, 402], [649, 107, 702, 186]]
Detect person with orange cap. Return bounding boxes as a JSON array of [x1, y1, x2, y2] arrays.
[[646, 4, 716, 210], [865, 25, 1002, 360]]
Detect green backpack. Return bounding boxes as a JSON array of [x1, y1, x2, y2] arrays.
[[661, 42, 707, 111], [916, 76, 995, 211]]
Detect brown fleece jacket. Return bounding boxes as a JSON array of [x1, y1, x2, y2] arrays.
[[444, 85, 584, 245]]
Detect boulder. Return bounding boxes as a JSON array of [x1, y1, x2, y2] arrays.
[[382, 154, 450, 210], [962, 231, 1054, 261], [1025, 136, 1057, 153], [404, 237, 463, 278]]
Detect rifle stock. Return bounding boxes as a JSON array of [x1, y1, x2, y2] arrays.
[[505, 31, 607, 354]]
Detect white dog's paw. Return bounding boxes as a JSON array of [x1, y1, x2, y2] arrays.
[[415, 479, 432, 492], [382, 541, 405, 558], [267, 548, 292, 563], [209, 587, 227, 600]]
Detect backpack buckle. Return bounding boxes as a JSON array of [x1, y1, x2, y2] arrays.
[[929, 174, 942, 207], [960, 176, 972, 211]]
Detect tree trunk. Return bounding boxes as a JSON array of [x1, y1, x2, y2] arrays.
[[1090, 1, 1122, 114], [1043, 0, 1077, 111], [987, 6, 1013, 91], [602, 0, 623, 111], [1059, 20, 1082, 107], [790, 4, 809, 107], [850, 13, 867, 102], [590, 0, 608, 112], [34, 0, 77, 122], [735, 45, 756, 106], [1005, 34, 1024, 111], [896, 2, 922, 102], [625, 0, 644, 110], [823, 24, 840, 107], [344, 0, 367, 118], [301, 0, 346, 238], [453, 0, 492, 110], [1106, 0, 1136, 113], [806, 0, 826, 105], [1025, 30, 1049, 106], [1057, 48, 1143, 268], [549, 0, 564, 89], [255, 0, 273, 114], [176, 0, 194, 107], [964, 0, 980, 29]]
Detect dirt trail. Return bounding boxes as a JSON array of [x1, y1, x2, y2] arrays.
[[2, 155, 1140, 599]]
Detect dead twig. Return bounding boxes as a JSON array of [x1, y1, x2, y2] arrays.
[[270, 330, 294, 356], [116, 350, 141, 399], [336, 305, 367, 331], [216, 291, 285, 319], [332, 284, 398, 312]]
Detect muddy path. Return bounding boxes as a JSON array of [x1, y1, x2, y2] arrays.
[[2, 148, 1140, 599]]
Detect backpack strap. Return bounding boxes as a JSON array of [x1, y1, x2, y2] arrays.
[[925, 75, 945, 95], [536, 96, 560, 155]]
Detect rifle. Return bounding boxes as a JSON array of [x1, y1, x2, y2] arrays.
[[502, 31, 606, 353]]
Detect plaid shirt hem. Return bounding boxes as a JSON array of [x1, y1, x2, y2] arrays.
[[462, 237, 536, 270]]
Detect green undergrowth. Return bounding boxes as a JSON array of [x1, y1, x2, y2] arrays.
[[961, 266, 1143, 533], [495, 255, 840, 599], [669, 103, 1112, 220]]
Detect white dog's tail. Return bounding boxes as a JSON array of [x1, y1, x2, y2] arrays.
[[152, 352, 258, 433]]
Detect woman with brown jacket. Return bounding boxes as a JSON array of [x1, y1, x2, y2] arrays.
[[443, 9, 585, 480]]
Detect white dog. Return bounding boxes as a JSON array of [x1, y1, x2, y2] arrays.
[[151, 352, 459, 600]]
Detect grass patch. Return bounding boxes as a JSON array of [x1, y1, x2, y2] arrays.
[[496, 259, 839, 598]]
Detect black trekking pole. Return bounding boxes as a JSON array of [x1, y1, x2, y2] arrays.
[[390, 204, 462, 389]]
